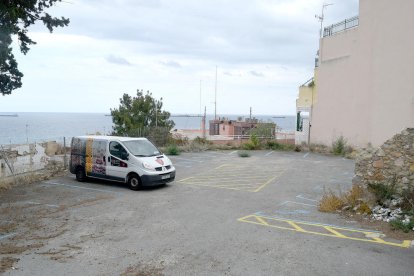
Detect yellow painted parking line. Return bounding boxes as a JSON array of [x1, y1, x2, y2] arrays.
[[254, 175, 278, 192], [178, 162, 285, 192], [238, 214, 412, 248], [177, 177, 194, 183], [287, 221, 306, 232], [214, 164, 230, 170], [324, 226, 347, 238]]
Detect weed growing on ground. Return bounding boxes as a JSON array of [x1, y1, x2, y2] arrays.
[[265, 140, 297, 151], [390, 219, 414, 233], [319, 190, 345, 212], [319, 185, 371, 214], [243, 134, 261, 150], [165, 144, 180, 155], [332, 136, 347, 156], [368, 181, 397, 205]]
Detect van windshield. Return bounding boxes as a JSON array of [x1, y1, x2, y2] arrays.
[[122, 140, 161, 157]]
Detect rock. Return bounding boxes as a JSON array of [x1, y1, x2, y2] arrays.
[[376, 148, 386, 157], [373, 160, 384, 168]]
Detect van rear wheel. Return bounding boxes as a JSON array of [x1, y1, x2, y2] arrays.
[[128, 174, 141, 190], [75, 167, 86, 182]]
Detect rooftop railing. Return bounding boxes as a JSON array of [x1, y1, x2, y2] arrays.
[[323, 16, 359, 37]]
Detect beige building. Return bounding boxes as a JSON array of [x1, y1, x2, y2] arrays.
[[298, 0, 414, 148]]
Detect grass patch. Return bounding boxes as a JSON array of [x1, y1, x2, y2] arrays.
[[368, 182, 396, 205], [238, 151, 250, 158], [319, 185, 371, 214], [319, 190, 345, 212], [265, 140, 297, 151], [165, 144, 180, 155], [390, 219, 414, 233], [332, 136, 347, 156]]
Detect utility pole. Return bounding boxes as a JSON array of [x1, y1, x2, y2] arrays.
[[199, 80, 203, 116], [315, 3, 333, 38], [25, 124, 29, 144], [214, 66, 218, 120]]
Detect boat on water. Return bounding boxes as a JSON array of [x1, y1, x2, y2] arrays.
[[0, 114, 18, 117]]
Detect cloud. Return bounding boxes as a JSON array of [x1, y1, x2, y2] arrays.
[[105, 54, 131, 66], [249, 70, 265, 77], [159, 60, 182, 68]]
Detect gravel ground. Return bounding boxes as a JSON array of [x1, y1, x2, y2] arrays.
[[0, 150, 413, 275]]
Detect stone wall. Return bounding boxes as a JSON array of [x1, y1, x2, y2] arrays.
[[353, 128, 414, 193], [0, 142, 66, 178]]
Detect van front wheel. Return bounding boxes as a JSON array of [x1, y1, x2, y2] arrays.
[[76, 167, 86, 182], [128, 174, 141, 191]]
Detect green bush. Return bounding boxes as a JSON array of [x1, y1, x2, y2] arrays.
[[192, 136, 211, 145], [238, 151, 250, 158], [266, 140, 283, 150], [368, 182, 396, 205], [250, 134, 260, 149], [390, 219, 414, 233], [332, 136, 347, 156], [165, 144, 180, 155], [242, 142, 255, 150]]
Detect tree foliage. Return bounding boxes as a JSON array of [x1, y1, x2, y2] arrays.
[[111, 90, 175, 136], [0, 0, 70, 95]]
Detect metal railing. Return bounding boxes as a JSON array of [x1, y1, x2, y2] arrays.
[[323, 16, 359, 37]]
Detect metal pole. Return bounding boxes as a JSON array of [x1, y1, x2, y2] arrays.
[[63, 137, 67, 169], [214, 66, 217, 120]]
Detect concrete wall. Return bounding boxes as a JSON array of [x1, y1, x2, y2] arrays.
[[310, 0, 414, 148]]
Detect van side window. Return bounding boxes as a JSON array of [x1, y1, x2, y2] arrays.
[[109, 142, 127, 159]]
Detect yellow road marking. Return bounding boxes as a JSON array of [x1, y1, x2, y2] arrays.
[[324, 226, 347, 238], [238, 215, 411, 248], [214, 164, 230, 170], [256, 216, 270, 226], [177, 177, 194, 182], [288, 221, 306, 232], [254, 174, 280, 192]]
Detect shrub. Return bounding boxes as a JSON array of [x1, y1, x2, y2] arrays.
[[238, 151, 250, 158], [319, 185, 371, 214], [250, 134, 260, 149], [193, 136, 211, 145], [332, 136, 347, 156], [390, 219, 414, 233], [266, 140, 283, 150], [400, 188, 414, 215], [319, 191, 345, 212], [368, 182, 396, 205], [165, 144, 180, 155], [242, 142, 255, 150]]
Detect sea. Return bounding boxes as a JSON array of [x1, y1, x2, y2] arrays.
[[0, 112, 296, 145]]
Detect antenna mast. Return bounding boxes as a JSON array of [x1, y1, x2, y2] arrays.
[[214, 66, 218, 120], [315, 3, 333, 38]]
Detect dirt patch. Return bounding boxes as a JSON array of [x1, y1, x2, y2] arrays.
[[0, 257, 19, 273], [342, 213, 414, 240], [36, 244, 83, 262], [0, 243, 43, 255], [0, 178, 113, 273], [121, 263, 164, 276]]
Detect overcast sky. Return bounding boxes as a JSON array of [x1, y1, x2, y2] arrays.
[[1, 0, 359, 115]]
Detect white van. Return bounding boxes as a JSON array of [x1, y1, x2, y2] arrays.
[[69, 136, 175, 190]]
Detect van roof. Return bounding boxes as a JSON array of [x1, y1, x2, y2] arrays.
[[74, 136, 148, 142]]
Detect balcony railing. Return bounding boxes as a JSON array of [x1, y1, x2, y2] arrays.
[[323, 16, 359, 37]]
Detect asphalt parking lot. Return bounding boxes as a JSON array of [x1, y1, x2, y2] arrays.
[[1, 150, 413, 275]]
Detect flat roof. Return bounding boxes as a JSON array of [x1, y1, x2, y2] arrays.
[[74, 136, 148, 142]]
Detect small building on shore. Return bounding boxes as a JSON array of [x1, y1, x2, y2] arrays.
[[209, 117, 276, 138]]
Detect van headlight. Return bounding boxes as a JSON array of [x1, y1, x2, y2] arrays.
[[142, 162, 154, 171]]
